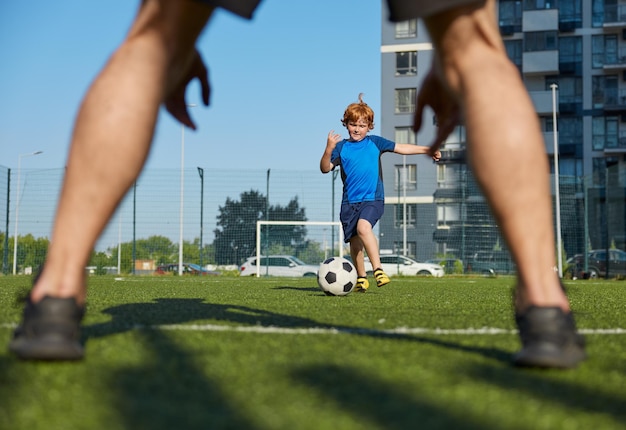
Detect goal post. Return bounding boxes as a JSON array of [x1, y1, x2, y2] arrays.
[[255, 221, 344, 277]]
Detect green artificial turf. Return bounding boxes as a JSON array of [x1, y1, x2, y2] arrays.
[[1, 275, 625, 430]]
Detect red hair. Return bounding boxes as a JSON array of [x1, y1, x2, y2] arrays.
[[341, 93, 374, 130]]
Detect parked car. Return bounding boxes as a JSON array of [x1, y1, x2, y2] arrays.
[[155, 263, 220, 276], [366, 254, 444, 277], [466, 251, 515, 276], [239, 255, 319, 277], [568, 249, 626, 279], [426, 258, 464, 275]]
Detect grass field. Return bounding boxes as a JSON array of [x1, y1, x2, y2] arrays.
[[1, 274, 625, 430]]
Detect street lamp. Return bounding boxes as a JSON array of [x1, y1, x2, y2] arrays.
[[551, 83, 563, 278], [13, 150, 43, 275], [179, 104, 196, 276], [197, 167, 204, 268]]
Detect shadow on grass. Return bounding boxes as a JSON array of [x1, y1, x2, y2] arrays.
[[470, 363, 626, 423], [292, 364, 490, 430], [84, 298, 512, 365], [109, 329, 256, 430]]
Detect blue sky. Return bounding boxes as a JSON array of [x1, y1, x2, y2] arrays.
[[0, 1, 384, 172]]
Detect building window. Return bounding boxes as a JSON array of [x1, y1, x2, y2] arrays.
[[395, 20, 417, 38], [394, 127, 416, 145], [395, 88, 416, 114], [592, 116, 618, 151], [592, 157, 607, 186], [499, 0, 522, 33], [394, 204, 417, 228], [437, 204, 460, 226], [524, 31, 557, 51], [395, 164, 417, 190], [393, 241, 417, 257], [559, 0, 583, 29], [504, 39, 523, 72], [592, 35, 605, 68], [592, 75, 620, 107], [396, 51, 417, 76], [592, 0, 604, 27], [559, 117, 583, 147], [559, 36, 582, 73], [548, 76, 582, 106]]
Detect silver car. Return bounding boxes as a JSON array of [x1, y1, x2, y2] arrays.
[[239, 255, 319, 277], [366, 254, 445, 277]]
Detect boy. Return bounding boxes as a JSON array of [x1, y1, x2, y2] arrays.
[[320, 94, 440, 292]]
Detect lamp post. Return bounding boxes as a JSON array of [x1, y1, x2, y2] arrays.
[[12, 150, 43, 275], [179, 104, 196, 276], [197, 167, 204, 268], [551, 83, 563, 278]]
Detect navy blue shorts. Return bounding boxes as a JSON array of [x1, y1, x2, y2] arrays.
[[340, 201, 384, 242]]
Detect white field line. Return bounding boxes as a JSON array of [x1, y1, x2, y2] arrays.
[[1, 323, 625, 335]]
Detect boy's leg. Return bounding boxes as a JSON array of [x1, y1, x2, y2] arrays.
[[10, 0, 214, 360], [350, 236, 370, 292], [422, 0, 585, 367], [356, 219, 390, 287]]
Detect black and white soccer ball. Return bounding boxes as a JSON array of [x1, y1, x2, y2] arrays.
[[317, 257, 357, 296]]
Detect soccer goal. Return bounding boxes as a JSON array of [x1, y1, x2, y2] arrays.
[[255, 221, 344, 277]]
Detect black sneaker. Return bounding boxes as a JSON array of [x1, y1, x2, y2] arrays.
[[9, 296, 85, 360], [513, 306, 586, 369]]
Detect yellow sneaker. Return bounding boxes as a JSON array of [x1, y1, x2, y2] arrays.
[[354, 277, 369, 293], [374, 269, 390, 287]]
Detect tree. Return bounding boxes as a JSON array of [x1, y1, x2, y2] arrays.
[[213, 190, 308, 265]]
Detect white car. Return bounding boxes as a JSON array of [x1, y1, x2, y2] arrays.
[[239, 255, 319, 277], [366, 254, 445, 277]]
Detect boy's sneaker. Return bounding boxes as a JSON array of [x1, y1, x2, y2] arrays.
[[513, 306, 586, 369], [9, 295, 85, 360], [373, 269, 390, 288], [354, 277, 369, 293]]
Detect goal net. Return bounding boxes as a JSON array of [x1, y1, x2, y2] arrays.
[[255, 221, 344, 277]]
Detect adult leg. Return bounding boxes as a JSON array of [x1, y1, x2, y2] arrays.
[[9, 0, 214, 360], [422, 0, 585, 367], [31, 0, 214, 305], [423, 0, 565, 311]]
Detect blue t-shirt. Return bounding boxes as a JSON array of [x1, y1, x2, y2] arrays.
[[330, 135, 396, 204]]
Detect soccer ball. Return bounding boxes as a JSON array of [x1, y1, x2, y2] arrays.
[[317, 257, 357, 296]]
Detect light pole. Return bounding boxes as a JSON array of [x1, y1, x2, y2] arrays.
[[551, 83, 563, 278], [197, 167, 204, 268], [179, 104, 196, 276], [12, 150, 43, 275]]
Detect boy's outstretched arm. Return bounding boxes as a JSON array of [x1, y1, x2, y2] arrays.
[[394, 143, 441, 161]]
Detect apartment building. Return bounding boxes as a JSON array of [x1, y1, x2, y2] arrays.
[[379, 0, 626, 263]]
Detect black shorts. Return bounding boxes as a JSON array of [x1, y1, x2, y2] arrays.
[[194, 0, 262, 19], [385, 0, 485, 21], [340, 201, 384, 242]]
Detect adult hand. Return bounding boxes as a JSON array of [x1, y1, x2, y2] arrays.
[[164, 49, 210, 130], [413, 66, 460, 154]]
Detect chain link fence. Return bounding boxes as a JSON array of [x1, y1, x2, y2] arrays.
[[0, 164, 624, 277]]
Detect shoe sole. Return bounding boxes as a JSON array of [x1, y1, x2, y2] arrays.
[[10, 338, 84, 360]]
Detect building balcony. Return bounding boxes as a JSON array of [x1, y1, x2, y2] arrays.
[[603, 91, 626, 112], [530, 90, 557, 115], [544, 132, 556, 155], [523, 9, 559, 32], [438, 147, 466, 164], [604, 5, 626, 27], [523, 50, 559, 75], [602, 48, 626, 70]]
